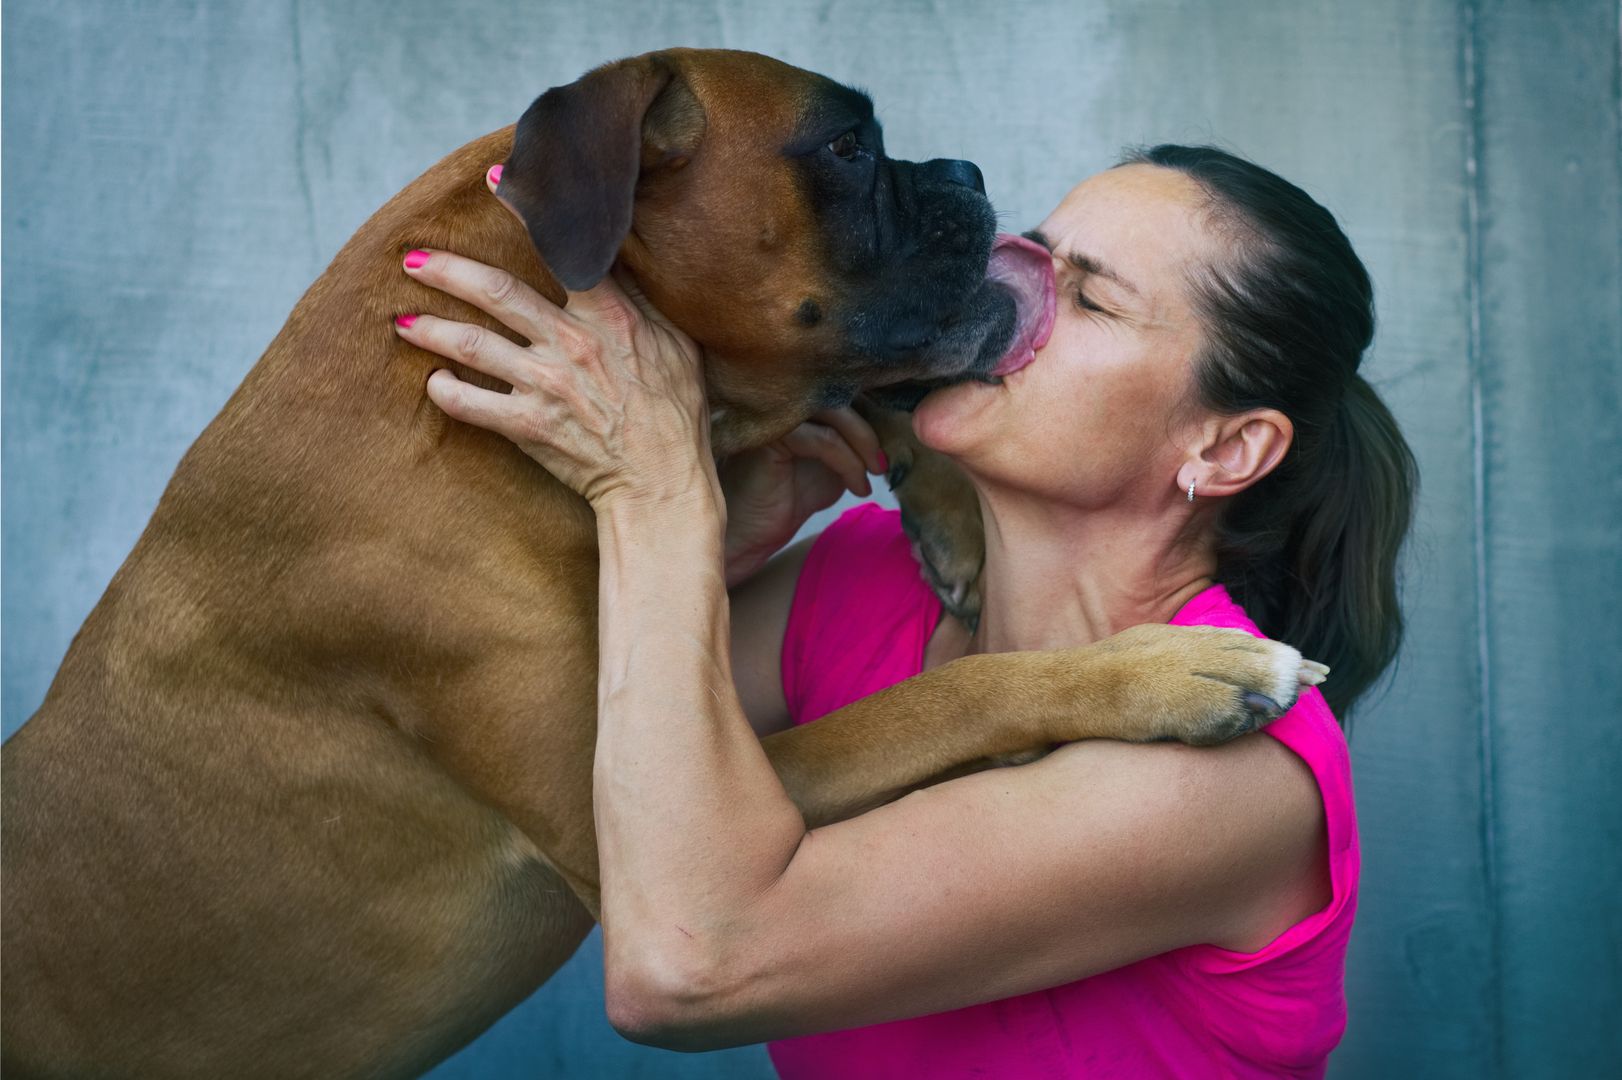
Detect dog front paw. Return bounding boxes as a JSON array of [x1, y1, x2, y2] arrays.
[[1084, 624, 1327, 746], [853, 394, 987, 629], [899, 505, 984, 629]]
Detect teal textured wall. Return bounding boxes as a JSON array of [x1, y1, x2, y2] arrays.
[[4, 2, 1618, 1075]]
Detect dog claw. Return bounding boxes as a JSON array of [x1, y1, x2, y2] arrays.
[[1298, 659, 1330, 686], [1241, 691, 1280, 717]]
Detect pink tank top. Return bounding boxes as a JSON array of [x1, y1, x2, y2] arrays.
[[771, 504, 1359, 1079]]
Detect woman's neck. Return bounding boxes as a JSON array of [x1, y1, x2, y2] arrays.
[[952, 485, 1218, 659]]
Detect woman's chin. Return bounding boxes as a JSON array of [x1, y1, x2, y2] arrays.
[[912, 378, 1000, 454]]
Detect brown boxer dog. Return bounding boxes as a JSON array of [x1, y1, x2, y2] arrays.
[[0, 49, 1318, 1078]]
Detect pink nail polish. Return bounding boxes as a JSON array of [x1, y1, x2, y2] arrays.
[[394, 314, 417, 329], [876, 452, 889, 473], [403, 250, 430, 270], [487, 163, 504, 187]]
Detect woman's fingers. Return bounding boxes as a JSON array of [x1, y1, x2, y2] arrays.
[[810, 406, 887, 476], [781, 422, 872, 497], [424, 367, 540, 442], [483, 163, 647, 347], [769, 404, 890, 498], [402, 248, 559, 344], [396, 313, 540, 389], [395, 212, 713, 508]]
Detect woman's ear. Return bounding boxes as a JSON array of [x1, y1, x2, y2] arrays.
[[1178, 409, 1293, 499]]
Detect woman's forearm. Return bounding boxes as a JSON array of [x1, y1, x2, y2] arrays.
[[592, 484, 808, 1019]]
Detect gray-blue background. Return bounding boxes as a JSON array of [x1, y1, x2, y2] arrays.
[[4, 1, 1619, 1076]]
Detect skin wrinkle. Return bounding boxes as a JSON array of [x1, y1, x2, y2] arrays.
[[1023, 227, 1142, 298]]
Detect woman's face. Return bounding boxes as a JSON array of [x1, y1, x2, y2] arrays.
[[913, 163, 1218, 511]]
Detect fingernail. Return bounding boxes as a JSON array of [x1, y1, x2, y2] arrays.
[[876, 452, 889, 473], [403, 250, 430, 270], [487, 163, 504, 188], [394, 314, 418, 328]]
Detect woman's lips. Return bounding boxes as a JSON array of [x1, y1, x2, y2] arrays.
[[985, 233, 1057, 378]]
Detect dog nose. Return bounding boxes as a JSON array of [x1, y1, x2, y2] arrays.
[[929, 159, 986, 194]]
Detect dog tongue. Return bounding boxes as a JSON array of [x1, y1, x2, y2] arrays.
[[985, 233, 1057, 378]]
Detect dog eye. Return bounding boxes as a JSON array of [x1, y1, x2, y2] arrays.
[[828, 131, 860, 159]]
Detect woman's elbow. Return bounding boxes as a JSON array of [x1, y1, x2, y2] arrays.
[[603, 944, 751, 1052]]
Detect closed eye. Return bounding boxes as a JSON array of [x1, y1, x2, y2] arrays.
[[1072, 285, 1104, 313]]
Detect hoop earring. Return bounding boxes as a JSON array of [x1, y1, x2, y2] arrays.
[[1186, 480, 1196, 503]]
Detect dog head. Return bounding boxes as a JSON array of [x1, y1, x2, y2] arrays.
[[496, 48, 1053, 450]]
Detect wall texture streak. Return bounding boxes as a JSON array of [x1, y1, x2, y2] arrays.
[[3, 2, 1617, 1076]]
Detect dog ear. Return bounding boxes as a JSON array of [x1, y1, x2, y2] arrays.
[[498, 54, 706, 291]]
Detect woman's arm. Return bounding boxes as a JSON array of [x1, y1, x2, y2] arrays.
[[394, 243, 1327, 1051], [590, 494, 1327, 1051]]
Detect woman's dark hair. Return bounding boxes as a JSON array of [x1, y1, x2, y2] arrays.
[[1123, 145, 1418, 718]]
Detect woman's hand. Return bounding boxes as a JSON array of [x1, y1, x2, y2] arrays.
[[395, 166, 886, 561], [719, 407, 886, 586], [395, 249, 713, 513]]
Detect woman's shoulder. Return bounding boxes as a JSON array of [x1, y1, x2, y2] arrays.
[[1171, 584, 1349, 770], [1166, 585, 1359, 976]]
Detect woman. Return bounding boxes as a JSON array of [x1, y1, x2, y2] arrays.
[[393, 145, 1416, 1077]]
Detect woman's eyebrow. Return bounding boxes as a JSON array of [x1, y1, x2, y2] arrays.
[[1022, 228, 1140, 297]]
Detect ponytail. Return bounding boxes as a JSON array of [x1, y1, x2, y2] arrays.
[[1123, 144, 1419, 718], [1217, 376, 1417, 716]]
